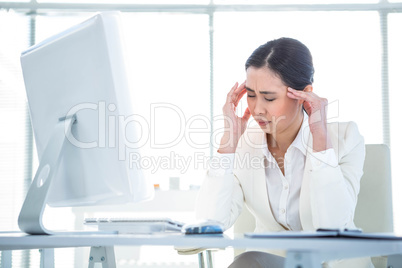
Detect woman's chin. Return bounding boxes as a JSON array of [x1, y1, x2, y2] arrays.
[[258, 124, 273, 134]]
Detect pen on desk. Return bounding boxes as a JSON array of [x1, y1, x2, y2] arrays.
[[344, 228, 363, 233], [316, 228, 363, 233]]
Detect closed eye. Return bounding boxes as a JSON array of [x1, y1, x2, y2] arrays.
[[247, 94, 275, 101]]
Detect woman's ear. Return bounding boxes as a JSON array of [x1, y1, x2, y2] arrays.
[[304, 85, 313, 93]]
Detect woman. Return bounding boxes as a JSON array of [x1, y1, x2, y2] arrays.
[[196, 38, 373, 268]]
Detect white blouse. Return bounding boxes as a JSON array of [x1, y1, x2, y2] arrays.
[[260, 114, 309, 231]]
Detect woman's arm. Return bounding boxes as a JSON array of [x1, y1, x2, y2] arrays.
[[287, 87, 365, 229], [195, 164, 245, 230], [196, 82, 251, 229]]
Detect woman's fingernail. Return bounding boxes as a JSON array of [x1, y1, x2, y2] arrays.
[[288, 87, 294, 91]]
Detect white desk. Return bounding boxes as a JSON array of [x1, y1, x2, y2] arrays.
[[1, 232, 402, 268]]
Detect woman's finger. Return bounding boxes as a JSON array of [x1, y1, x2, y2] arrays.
[[286, 89, 306, 101], [233, 81, 246, 96], [230, 81, 246, 104], [287, 87, 318, 102], [286, 91, 300, 100], [226, 82, 239, 103], [303, 100, 313, 115], [234, 87, 247, 106], [242, 107, 251, 121]]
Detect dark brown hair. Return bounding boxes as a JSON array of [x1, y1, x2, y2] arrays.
[[245, 37, 314, 90]]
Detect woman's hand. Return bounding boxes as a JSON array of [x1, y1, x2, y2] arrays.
[[218, 82, 251, 154], [287, 87, 332, 152]]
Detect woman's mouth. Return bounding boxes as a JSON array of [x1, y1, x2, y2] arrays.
[[258, 120, 271, 126]]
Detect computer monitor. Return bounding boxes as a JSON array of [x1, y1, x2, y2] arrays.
[[18, 12, 154, 235]]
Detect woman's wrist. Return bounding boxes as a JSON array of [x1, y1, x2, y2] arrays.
[[311, 129, 332, 152], [217, 147, 237, 154], [218, 133, 240, 154]]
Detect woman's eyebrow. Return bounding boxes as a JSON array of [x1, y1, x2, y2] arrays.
[[245, 87, 276, 94], [259, 91, 277, 95]]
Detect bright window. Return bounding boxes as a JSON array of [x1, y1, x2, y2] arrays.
[[120, 13, 211, 190]]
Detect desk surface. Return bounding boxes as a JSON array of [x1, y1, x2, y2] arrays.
[[1, 231, 402, 262]]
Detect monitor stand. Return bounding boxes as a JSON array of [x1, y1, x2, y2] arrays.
[[18, 115, 77, 235]]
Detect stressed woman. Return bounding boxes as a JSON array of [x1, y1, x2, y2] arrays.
[[195, 38, 373, 268]]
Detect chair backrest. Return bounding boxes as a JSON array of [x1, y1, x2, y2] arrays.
[[354, 144, 393, 232], [234, 144, 393, 236]]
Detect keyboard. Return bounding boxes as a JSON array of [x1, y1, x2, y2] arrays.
[[84, 217, 185, 234]]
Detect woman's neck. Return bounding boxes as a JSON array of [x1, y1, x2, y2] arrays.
[[267, 112, 304, 153]]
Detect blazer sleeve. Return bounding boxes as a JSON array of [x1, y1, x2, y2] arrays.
[[195, 170, 245, 231], [308, 121, 365, 229]]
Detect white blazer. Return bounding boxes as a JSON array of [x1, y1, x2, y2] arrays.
[[196, 121, 374, 268]]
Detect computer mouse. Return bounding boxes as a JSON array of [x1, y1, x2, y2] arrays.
[[181, 219, 224, 235]]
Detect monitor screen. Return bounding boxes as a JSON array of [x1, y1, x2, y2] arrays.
[[19, 12, 154, 234]]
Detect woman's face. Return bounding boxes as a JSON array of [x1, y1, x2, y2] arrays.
[[246, 66, 303, 136]]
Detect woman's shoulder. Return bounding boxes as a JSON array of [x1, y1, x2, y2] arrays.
[[327, 121, 365, 155], [327, 121, 362, 138]]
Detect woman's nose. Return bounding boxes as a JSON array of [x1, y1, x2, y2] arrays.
[[253, 99, 265, 115]]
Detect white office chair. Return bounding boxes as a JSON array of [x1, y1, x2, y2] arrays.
[[196, 144, 393, 268], [354, 144, 393, 268], [354, 144, 393, 233]]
